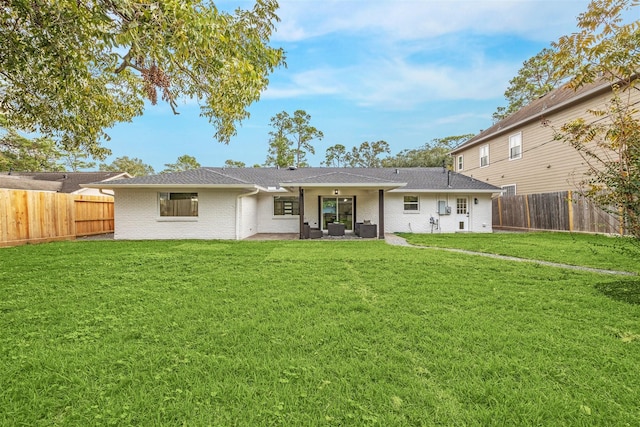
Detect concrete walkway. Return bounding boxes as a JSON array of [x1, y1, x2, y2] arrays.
[[385, 234, 637, 276]]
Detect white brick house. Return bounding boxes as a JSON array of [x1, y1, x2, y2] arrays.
[[84, 167, 501, 240]]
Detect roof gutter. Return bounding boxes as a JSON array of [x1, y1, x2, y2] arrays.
[[81, 183, 259, 190], [280, 182, 407, 190], [387, 188, 500, 194]]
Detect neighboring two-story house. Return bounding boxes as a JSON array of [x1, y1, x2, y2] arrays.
[[450, 79, 639, 234], [450, 79, 640, 197]]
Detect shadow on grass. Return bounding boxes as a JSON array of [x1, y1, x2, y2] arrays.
[[595, 279, 640, 305]]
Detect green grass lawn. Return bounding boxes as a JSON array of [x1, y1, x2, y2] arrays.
[[399, 231, 640, 274], [1, 236, 639, 425]]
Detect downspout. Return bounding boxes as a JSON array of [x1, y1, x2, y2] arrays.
[[99, 188, 114, 196], [236, 188, 260, 240]]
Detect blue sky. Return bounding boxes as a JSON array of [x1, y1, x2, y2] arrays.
[[103, 0, 598, 172]]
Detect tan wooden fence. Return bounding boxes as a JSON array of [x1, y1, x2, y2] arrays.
[[0, 189, 114, 247], [493, 190, 623, 235]]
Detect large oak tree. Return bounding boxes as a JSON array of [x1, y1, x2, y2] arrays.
[[0, 0, 284, 159]]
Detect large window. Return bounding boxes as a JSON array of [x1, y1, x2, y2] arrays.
[[403, 195, 419, 211], [480, 145, 489, 167], [159, 192, 198, 217], [273, 196, 299, 216], [509, 133, 522, 160]]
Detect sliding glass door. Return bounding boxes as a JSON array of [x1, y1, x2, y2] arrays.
[[321, 197, 353, 230]]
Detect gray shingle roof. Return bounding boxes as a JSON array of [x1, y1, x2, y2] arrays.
[[1, 172, 129, 193], [88, 167, 500, 192]]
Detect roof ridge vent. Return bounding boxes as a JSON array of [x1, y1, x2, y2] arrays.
[[288, 166, 297, 170]]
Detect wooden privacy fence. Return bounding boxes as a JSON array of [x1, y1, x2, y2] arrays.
[[493, 190, 622, 235], [0, 189, 114, 247]]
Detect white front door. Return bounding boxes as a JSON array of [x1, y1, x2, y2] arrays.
[[456, 197, 468, 231]]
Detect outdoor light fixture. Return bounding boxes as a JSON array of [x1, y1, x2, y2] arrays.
[[334, 189, 339, 195], [474, 198, 479, 204]]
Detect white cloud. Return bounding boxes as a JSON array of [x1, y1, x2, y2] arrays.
[[261, 0, 594, 110], [263, 68, 344, 99], [264, 52, 515, 110], [273, 0, 590, 42]]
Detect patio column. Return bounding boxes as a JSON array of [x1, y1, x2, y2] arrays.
[[299, 187, 305, 239], [378, 189, 385, 239]]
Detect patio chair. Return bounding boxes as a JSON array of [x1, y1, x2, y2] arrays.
[[359, 224, 377, 238]]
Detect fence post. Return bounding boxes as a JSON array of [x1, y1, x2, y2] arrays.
[[567, 190, 574, 232], [525, 195, 531, 230], [619, 206, 625, 236]]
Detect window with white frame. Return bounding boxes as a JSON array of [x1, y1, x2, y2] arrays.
[[159, 192, 198, 217], [501, 184, 517, 196], [509, 133, 522, 160], [479, 145, 489, 167], [273, 196, 299, 216], [403, 195, 419, 211], [457, 155, 464, 171]]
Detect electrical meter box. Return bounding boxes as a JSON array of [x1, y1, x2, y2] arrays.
[[438, 201, 451, 215]]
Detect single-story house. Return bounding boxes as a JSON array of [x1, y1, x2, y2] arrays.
[[84, 167, 501, 240], [0, 171, 131, 195]]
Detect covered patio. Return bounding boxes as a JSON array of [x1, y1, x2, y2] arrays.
[[279, 177, 405, 240]]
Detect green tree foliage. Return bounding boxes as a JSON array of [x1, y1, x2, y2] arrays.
[[552, 0, 640, 88], [551, 0, 640, 237], [162, 154, 200, 173], [264, 110, 323, 167], [99, 156, 155, 177], [264, 111, 293, 168], [383, 134, 474, 168], [552, 91, 640, 237], [62, 149, 97, 172], [0, 0, 284, 158], [288, 110, 323, 167], [224, 159, 246, 168], [345, 141, 390, 167], [0, 128, 64, 171], [493, 48, 566, 122], [264, 134, 294, 168], [323, 144, 347, 167]]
